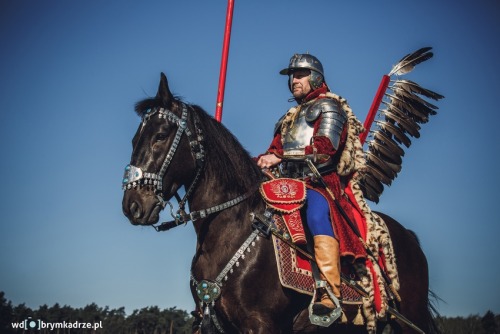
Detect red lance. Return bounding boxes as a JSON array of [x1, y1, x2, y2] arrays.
[[214, 0, 235, 122], [359, 74, 390, 145]]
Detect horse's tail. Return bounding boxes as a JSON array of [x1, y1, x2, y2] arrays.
[[425, 289, 442, 334], [407, 229, 442, 334], [409, 230, 442, 334]]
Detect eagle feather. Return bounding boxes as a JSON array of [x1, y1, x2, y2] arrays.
[[389, 47, 433, 76]]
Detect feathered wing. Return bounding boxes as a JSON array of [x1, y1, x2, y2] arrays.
[[357, 47, 444, 203]]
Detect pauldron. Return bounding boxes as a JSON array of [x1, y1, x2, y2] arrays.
[[306, 98, 347, 150]]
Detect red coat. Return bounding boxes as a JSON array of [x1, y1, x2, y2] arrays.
[[264, 88, 366, 262]]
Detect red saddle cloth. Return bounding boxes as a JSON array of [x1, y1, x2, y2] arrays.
[[260, 178, 307, 244]]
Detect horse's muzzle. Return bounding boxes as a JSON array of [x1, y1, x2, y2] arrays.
[[122, 190, 162, 225]]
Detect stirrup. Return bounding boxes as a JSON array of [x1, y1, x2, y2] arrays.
[[308, 280, 342, 327]]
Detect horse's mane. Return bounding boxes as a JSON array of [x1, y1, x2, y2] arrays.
[[191, 104, 263, 191], [134, 97, 263, 195]]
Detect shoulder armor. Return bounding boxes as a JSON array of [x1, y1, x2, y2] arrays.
[[305, 98, 341, 122], [274, 114, 286, 135], [308, 98, 347, 150]]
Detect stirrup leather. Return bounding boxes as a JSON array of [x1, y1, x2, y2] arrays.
[[308, 280, 342, 327]]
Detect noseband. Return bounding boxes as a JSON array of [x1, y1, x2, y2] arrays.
[[123, 103, 256, 229]]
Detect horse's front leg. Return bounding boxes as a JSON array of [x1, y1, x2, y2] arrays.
[[189, 306, 202, 333], [218, 299, 292, 333]]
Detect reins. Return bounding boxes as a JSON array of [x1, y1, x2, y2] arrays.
[[153, 185, 258, 231]]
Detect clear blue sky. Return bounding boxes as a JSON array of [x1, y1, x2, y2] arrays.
[[1, 0, 499, 319]]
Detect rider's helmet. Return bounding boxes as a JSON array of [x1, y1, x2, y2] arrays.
[[279, 53, 325, 91]]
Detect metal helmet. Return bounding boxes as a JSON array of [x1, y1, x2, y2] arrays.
[[280, 53, 325, 91]]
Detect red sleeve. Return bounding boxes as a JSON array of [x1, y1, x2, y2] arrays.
[[267, 133, 284, 157], [305, 136, 336, 156], [255, 133, 284, 161]]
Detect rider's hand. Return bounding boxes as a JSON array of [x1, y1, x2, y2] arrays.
[[257, 154, 282, 169]]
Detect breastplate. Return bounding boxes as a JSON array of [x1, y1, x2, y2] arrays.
[[282, 107, 314, 156]]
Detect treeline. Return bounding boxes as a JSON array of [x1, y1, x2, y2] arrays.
[[435, 311, 499, 334], [0, 291, 194, 333], [2, 291, 499, 333]]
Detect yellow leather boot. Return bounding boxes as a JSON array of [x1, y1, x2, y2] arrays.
[[313, 235, 341, 315]]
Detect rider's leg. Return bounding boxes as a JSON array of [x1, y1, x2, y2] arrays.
[[306, 189, 341, 315]]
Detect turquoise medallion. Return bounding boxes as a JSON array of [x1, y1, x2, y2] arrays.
[[196, 280, 221, 304]]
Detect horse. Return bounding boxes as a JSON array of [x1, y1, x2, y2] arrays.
[[122, 73, 439, 334]]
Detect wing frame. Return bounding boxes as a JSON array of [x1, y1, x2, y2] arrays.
[[356, 47, 444, 203]]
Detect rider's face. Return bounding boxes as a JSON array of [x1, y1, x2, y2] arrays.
[[291, 69, 312, 99]]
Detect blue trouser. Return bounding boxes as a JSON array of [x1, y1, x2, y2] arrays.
[[306, 189, 335, 237]]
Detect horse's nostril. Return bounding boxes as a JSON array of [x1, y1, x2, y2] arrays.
[[130, 202, 142, 219]]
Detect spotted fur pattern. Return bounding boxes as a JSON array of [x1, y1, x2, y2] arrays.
[[350, 179, 401, 323], [322, 92, 400, 332]]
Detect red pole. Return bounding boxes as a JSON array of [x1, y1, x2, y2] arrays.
[[214, 0, 235, 122], [359, 74, 390, 144]]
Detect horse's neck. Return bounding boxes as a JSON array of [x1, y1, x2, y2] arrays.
[[188, 162, 260, 223], [190, 183, 264, 281], [187, 143, 265, 278]]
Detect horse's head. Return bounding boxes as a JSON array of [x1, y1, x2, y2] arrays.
[[122, 73, 202, 225]]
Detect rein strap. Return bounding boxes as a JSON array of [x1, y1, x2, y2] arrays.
[[154, 186, 258, 232]]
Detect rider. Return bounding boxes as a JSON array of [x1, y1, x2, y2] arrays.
[[257, 53, 367, 316]]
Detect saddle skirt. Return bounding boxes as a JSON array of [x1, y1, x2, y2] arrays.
[[271, 213, 363, 304], [271, 214, 393, 329]]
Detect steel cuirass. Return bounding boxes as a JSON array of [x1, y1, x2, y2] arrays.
[[282, 107, 315, 156], [281, 98, 347, 156]]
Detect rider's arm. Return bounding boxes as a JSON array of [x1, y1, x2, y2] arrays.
[[303, 116, 348, 163], [255, 133, 283, 168]]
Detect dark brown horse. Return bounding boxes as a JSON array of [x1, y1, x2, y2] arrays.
[[122, 73, 439, 334]]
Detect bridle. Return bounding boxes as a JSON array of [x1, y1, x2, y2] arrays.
[[122, 102, 256, 230], [123, 101, 262, 333]]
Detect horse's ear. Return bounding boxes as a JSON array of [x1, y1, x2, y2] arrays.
[[156, 72, 174, 107]]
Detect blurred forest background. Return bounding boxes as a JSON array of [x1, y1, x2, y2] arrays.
[[1, 291, 499, 333]]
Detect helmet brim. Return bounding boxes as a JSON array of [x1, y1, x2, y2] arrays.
[[279, 67, 314, 76], [279, 68, 291, 75]]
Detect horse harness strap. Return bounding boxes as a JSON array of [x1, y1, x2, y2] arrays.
[[123, 103, 205, 223], [191, 228, 261, 333], [155, 104, 206, 210], [122, 102, 259, 231], [154, 185, 258, 231]]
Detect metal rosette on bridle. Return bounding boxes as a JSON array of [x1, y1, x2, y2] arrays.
[[122, 164, 163, 190]]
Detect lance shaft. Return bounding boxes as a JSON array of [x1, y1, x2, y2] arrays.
[[215, 0, 235, 122]]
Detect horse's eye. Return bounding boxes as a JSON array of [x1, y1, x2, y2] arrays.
[[156, 133, 168, 141]]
